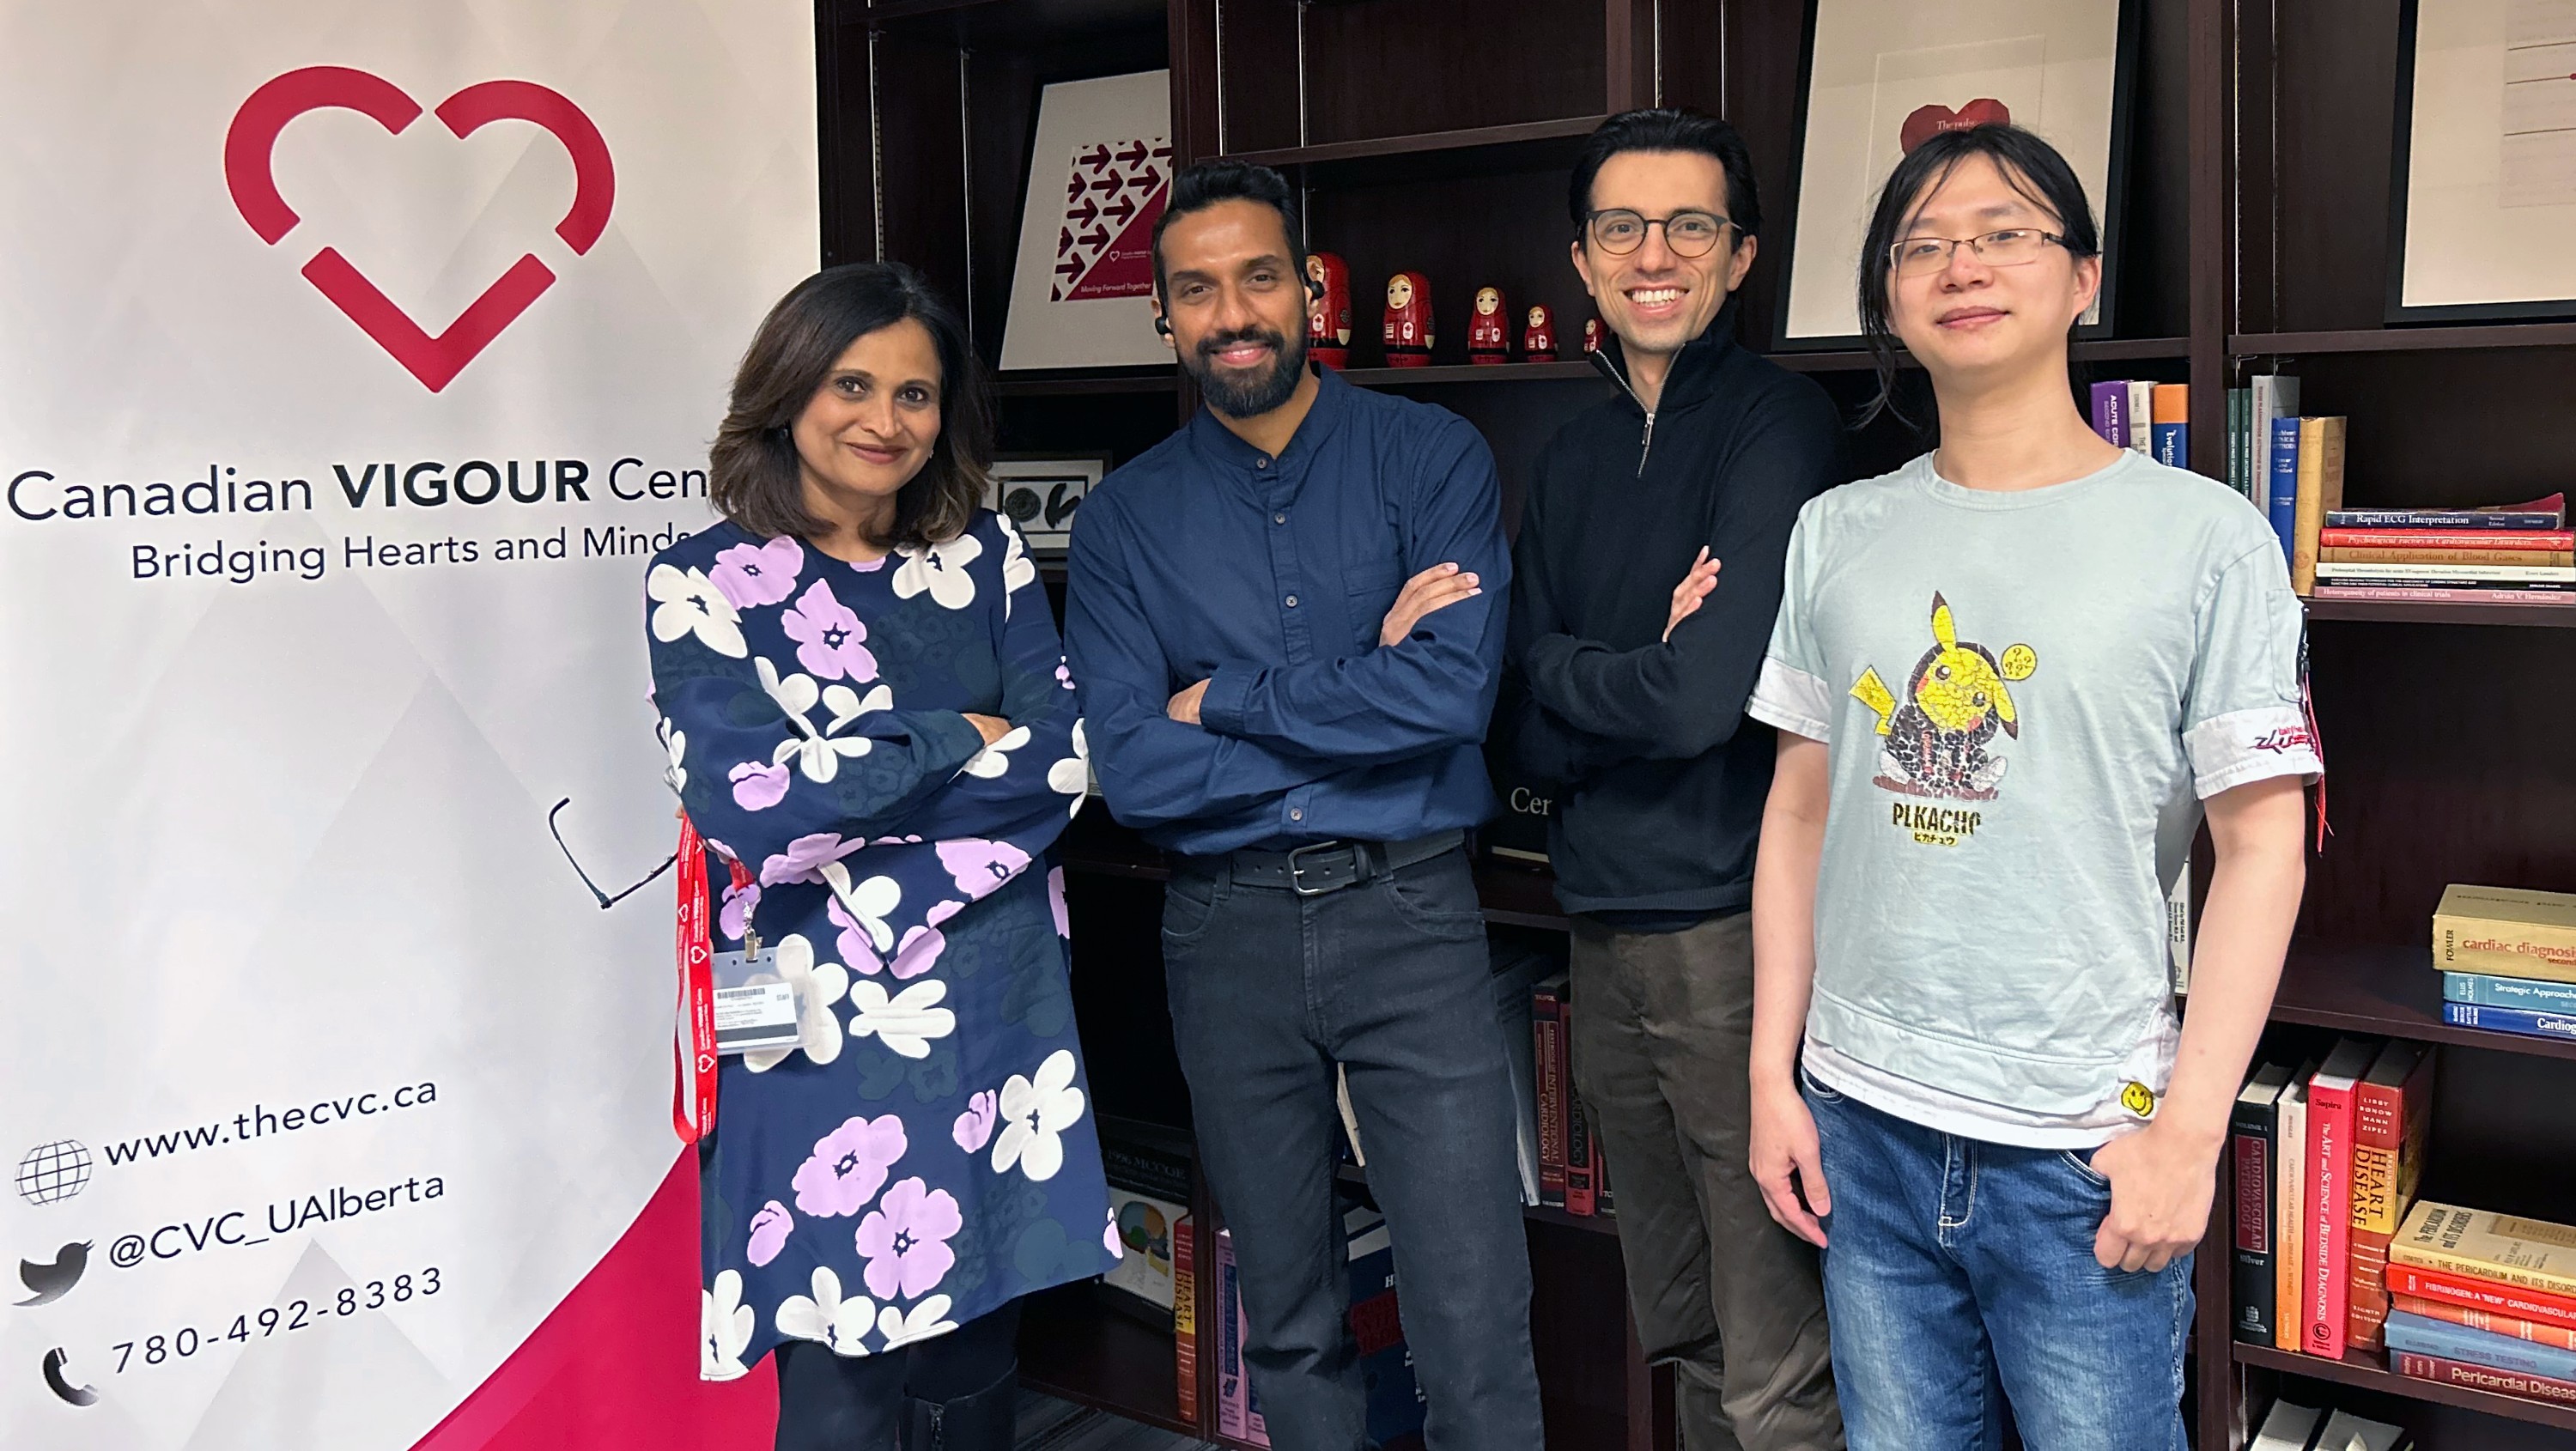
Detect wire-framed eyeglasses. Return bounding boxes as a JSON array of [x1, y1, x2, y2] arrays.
[[1888, 228, 2068, 276], [1584, 209, 1735, 258]]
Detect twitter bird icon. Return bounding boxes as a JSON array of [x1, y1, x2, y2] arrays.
[[16, 1242, 88, 1306]]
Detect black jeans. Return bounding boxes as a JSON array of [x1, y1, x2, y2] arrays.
[[1163, 845, 1544, 1451], [772, 1297, 1019, 1451]]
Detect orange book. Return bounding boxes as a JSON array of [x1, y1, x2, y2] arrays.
[[1173, 1215, 1199, 1423], [2394, 1293, 2576, 1350], [2346, 1041, 2433, 1351]]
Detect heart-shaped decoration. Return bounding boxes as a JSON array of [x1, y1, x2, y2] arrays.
[[1899, 98, 2014, 155], [224, 66, 616, 392]]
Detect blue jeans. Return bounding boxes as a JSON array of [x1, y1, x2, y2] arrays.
[[1802, 1070, 2190, 1451], [1163, 845, 1544, 1451]]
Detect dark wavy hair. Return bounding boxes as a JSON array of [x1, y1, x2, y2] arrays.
[[1567, 107, 1763, 242], [708, 263, 992, 549], [1856, 124, 2101, 429]]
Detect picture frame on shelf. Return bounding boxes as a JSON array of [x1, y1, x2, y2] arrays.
[[1773, 0, 2138, 350], [1000, 70, 1175, 371], [2385, 0, 2576, 325], [991, 452, 1109, 556]]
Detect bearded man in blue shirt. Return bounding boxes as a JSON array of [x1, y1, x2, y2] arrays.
[[1063, 161, 1540, 1451]]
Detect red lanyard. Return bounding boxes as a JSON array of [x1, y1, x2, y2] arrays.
[[672, 817, 755, 1144]]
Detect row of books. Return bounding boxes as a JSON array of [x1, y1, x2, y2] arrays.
[[2233, 1035, 2576, 1415], [2087, 379, 2190, 466], [2435, 883, 2576, 1045], [1188, 1199, 1428, 1448], [1531, 970, 1610, 1217], [2222, 373, 2573, 608]]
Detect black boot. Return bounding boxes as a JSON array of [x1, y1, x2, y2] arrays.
[[901, 1363, 1018, 1451]]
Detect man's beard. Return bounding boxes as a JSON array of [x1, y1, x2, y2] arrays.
[[1183, 325, 1309, 419]]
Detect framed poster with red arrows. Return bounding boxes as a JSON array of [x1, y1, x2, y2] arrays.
[[1772, 0, 2136, 349], [1000, 70, 1175, 370]]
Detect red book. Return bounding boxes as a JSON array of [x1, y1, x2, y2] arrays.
[[2394, 1294, 2576, 1350], [1565, 1097, 1596, 1216], [1534, 974, 1568, 1209], [2319, 527, 2573, 549], [2386, 1261, 2576, 1331], [2303, 1038, 2375, 1358], [2345, 1041, 2433, 1351], [2396, 1352, 2576, 1409], [1173, 1215, 1199, 1424]]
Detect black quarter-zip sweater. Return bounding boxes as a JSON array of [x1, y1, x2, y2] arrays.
[[1497, 311, 1846, 920]]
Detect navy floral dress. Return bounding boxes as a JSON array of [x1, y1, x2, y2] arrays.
[[642, 510, 1114, 1380]]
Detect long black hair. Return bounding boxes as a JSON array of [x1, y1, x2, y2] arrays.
[[709, 262, 993, 549], [1856, 124, 2101, 429]]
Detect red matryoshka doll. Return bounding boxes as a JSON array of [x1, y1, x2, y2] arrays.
[[1305, 251, 1352, 369], [1467, 286, 1511, 364], [1582, 316, 1606, 355], [1522, 304, 1558, 361], [1382, 270, 1434, 367]]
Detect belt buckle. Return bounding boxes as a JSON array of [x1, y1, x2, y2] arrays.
[[1285, 841, 1344, 897]]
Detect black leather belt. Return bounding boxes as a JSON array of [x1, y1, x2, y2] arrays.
[[1188, 830, 1465, 898]]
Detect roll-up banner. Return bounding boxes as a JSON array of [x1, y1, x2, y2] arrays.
[[2, 3, 814, 1446]]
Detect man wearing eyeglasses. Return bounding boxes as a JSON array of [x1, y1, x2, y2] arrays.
[[1495, 108, 1845, 1451]]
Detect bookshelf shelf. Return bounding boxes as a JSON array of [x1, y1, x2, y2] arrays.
[[1224, 116, 1607, 185], [1338, 361, 1607, 387], [1526, 1202, 1619, 1238], [2233, 1343, 2576, 1436], [2270, 943, 2576, 1065], [1769, 337, 2192, 373], [993, 368, 1178, 398], [1017, 1282, 1194, 1435], [2231, 325, 2576, 357], [2304, 598, 2576, 629]]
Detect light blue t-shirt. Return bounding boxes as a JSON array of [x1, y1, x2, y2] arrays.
[[1747, 450, 2321, 1146]]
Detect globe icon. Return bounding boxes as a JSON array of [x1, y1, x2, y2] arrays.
[[16, 1139, 93, 1206]]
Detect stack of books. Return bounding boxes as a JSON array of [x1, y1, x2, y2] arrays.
[[2436, 883, 2576, 1045], [2088, 379, 2190, 467], [2230, 1041, 2436, 1357], [2311, 494, 2571, 608], [2385, 1201, 2576, 1410]]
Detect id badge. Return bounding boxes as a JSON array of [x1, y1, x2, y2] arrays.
[[709, 945, 801, 1055]]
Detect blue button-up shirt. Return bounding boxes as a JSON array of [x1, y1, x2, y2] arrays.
[[1063, 367, 1510, 856]]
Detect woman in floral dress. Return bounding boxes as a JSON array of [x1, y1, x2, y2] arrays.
[[645, 264, 1112, 1448]]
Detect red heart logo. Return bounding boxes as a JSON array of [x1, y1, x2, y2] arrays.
[[1899, 98, 2014, 155], [224, 67, 615, 392]]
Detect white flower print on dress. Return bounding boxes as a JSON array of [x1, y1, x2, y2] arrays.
[[820, 861, 901, 955], [744, 933, 851, 1072], [1047, 719, 1091, 816], [773, 1266, 877, 1357], [651, 564, 749, 659], [992, 1049, 1086, 1182], [890, 532, 983, 610], [848, 978, 957, 1059], [877, 1295, 960, 1349], [702, 1270, 755, 1380], [999, 523, 1036, 616], [658, 718, 688, 796], [960, 726, 1033, 780], [758, 659, 893, 784]]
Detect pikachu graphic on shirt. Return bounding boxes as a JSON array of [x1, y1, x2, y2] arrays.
[[1850, 592, 2037, 802]]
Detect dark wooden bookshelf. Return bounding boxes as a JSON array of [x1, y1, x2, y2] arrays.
[[2306, 598, 2576, 629], [2235, 1344, 2576, 1436], [834, 0, 2576, 1446]]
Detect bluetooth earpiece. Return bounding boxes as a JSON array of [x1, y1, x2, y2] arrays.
[[1154, 316, 1172, 337]]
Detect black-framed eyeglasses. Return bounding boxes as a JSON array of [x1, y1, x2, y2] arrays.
[[1584, 209, 1735, 258], [1888, 228, 2068, 276]]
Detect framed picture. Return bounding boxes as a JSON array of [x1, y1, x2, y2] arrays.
[[1000, 70, 1175, 370], [990, 452, 1109, 556], [1774, 0, 2138, 350], [2386, 0, 2576, 324]]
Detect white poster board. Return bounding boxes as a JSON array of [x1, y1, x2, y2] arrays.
[[0, 3, 814, 1447], [999, 70, 1175, 371], [2391, 0, 2576, 319]]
